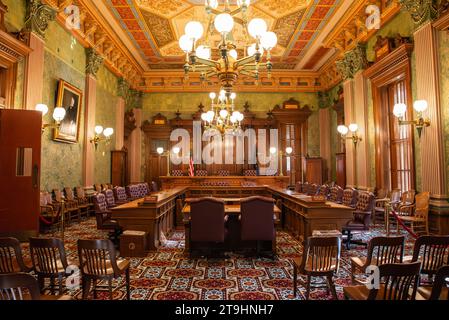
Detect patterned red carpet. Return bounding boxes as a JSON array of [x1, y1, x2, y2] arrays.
[[23, 218, 415, 300]]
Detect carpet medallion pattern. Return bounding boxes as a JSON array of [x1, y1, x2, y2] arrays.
[[23, 218, 415, 300]]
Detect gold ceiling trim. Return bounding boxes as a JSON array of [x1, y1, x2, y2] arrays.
[[138, 70, 321, 93], [323, 0, 401, 56], [43, 0, 144, 88]]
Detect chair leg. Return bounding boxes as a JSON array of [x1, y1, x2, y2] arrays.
[[126, 268, 130, 300], [108, 278, 113, 300], [327, 275, 338, 300], [93, 280, 97, 299], [305, 275, 311, 300], [50, 276, 55, 294], [350, 262, 356, 285], [58, 273, 63, 295], [82, 278, 90, 300], [37, 275, 45, 293], [293, 264, 297, 297]]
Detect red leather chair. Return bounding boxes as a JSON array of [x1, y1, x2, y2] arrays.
[[189, 197, 226, 257], [342, 188, 359, 208], [329, 186, 344, 203], [240, 196, 276, 257], [102, 189, 117, 208], [113, 186, 128, 204]]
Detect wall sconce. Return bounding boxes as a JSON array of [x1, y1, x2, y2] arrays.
[[337, 123, 362, 147], [90, 125, 114, 150], [35, 104, 66, 133], [157, 147, 180, 176], [393, 100, 430, 138]]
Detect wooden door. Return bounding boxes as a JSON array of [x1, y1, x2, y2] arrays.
[[0, 110, 42, 239], [111, 150, 128, 186]]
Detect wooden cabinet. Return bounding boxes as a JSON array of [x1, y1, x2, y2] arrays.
[[336, 153, 346, 188], [303, 157, 323, 184], [111, 150, 128, 186]]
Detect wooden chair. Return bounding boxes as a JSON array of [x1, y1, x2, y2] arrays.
[[75, 186, 94, 216], [372, 188, 390, 226], [53, 189, 80, 223], [29, 237, 70, 295], [342, 188, 358, 208], [416, 265, 449, 300], [318, 185, 330, 198], [65, 187, 89, 219], [94, 184, 102, 193], [396, 192, 430, 235], [93, 193, 121, 244], [0, 273, 71, 300], [384, 188, 402, 230], [292, 236, 341, 300], [328, 186, 343, 203], [0, 237, 32, 274], [113, 186, 129, 205], [39, 191, 61, 231], [344, 262, 421, 300], [350, 236, 404, 284], [102, 189, 117, 208], [77, 239, 130, 300], [406, 235, 449, 283]]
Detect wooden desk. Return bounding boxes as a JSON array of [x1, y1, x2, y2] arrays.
[[160, 176, 289, 189], [182, 204, 281, 215], [268, 187, 354, 241], [111, 187, 186, 250]]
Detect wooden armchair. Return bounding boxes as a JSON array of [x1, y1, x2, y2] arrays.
[[405, 235, 449, 284], [318, 185, 330, 198], [75, 186, 94, 216], [0, 237, 32, 274], [65, 187, 89, 219], [328, 186, 344, 203], [53, 189, 80, 223], [39, 192, 61, 230], [113, 186, 128, 204], [102, 189, 117, 208], [29, 237, 70, 295], [344, 262, 421, 300], [372, 188, 391, 226], [395, 192, 430, 235], [342, 188, 358, 208], [0, 273, 72, 300], [77, 239, 130, 300], [416, 265, 449, 300], [350, 236, 404, 284], [292, 236, 341, 300]]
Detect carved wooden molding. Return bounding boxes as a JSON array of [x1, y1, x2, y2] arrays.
[[124, 110, 137, 140], [433, 8, 449, 30], [364, 43, 414, 80]]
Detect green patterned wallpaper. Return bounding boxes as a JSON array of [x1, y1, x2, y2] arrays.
[[40, 23, 87, 191], [14, 59, 24, 109], [439, 30, 449, 194], [94, 65, 119, 184], [3, 0, 26, 32]]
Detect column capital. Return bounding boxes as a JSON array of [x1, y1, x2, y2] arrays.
[[24, 0, 56, 39], [336, 44, 367, 80], [117, 77, 129, 98], [398, 0, 443, 27], [85, 48, 104, 77]]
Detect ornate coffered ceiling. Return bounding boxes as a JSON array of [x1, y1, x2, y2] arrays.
[[104, 0, 343, 71]]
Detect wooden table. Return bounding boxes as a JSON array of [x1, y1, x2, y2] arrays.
[[111, 187, 186, 250]]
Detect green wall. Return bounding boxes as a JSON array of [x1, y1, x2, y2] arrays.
[[439, 30, 449, 194], [3, 0, 26, 32], [94, 65, 119, 184]]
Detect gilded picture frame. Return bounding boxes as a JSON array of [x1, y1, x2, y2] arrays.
[[53, 80, 83, 143]]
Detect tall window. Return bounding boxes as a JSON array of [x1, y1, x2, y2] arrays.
[[387, 80, 415, 191]]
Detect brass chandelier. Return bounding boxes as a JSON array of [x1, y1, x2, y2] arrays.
[[179, 0, 278, 93], [200, 89, 244, 135]]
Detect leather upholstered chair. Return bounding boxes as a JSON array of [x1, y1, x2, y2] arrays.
[[295, 181, 303, 193], [125, 185, 140, 200], [171, 170, 184, 176], [349, 236, 405, 284], [0, 237, 32, 274], [342, 188, 358, 208], [196, 169, 208, 177], [342, 191, 375, 249], [113, 186, 128, 204], [240, 196, 276, 256], [189, 198, 226, 257], [243, 169, 257, 176], [307, 184, 319, 195], [318, 185, 330, 198], [29, 237, 70, 294], [78, 239, 130, 300], [0, 273, 72, 300], [344, 262, 421, 300], [39, 192, 61, 230], [102, 189, 117, 208], [329, 186, 344, 203], [292, 236, 341, 299], [93, 194, 121, 244], [217, 169, 230, 176]]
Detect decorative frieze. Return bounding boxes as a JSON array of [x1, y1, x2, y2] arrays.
[[85, 48, 103, 77], [24, 0, 56, 39], [336, 44, 368, 80], [399, 0, 439, 26]]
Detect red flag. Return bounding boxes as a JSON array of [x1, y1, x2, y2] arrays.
[[189, 157, 194, 176]]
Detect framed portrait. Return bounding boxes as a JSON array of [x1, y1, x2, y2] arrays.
[[53, 80, 83, 143]]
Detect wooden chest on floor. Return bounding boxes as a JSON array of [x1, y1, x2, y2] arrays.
[[120, 230, 147, 257]]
